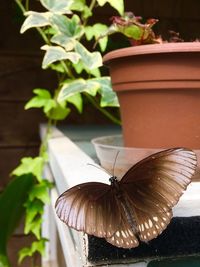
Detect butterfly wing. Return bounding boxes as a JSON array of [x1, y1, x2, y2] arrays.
[[134, 206, 173, 242], [106, 204, 139, 248], [105, 199, 172, 247], [118, 148, 197, 243], [55, 182, 121, 238], [121, 148, 197, 212]]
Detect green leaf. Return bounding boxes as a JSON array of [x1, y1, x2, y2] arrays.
[[120, 24, 142, 39], [18, 247, 32, 264], [58, 79, 99, 102], [49, 63, 65, 73], [18, 239, 47, 264], [73, 60, 84, 74], [29, 182, 50, 204], [40, 0, 73, 14], [85, 24, 108, 51], [50, 14, 83, 38], [12, 157, 44, 182], [75, 42, 102, 69], [70, 0, 85, 11], [67, 93, 83, 113], [0, 175, 34, 261], [31, 238, 47, 256], [20, 11, 51, 33], [47, 101, 70, 120], [25, 89, 56, 114], [82, 6, 92, 18], [25, 200, 44, 225], [24, 216, 42, 239], [0, 255, 10, 267], [41, 45, 80, 68], [89, 68, 101, 78], [93, 77, 119, 107], [97, 0, 124, 15]]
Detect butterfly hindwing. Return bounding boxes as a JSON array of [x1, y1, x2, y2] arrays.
[[106, 206, 139, 248], [55, 182, 121, 238], [134, 207, 173, 242]]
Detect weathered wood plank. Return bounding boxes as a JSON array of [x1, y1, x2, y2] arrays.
[[0, 101, 44, 146], [0, 147, 38, 189], [0, 53, 57, 101]]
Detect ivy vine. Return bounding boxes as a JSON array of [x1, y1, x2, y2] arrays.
[[0, 0, 124, 266]]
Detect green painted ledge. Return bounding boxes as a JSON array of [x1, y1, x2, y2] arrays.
[[148, 257, 200, 267]]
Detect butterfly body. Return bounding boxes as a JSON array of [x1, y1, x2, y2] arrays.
[[55, 148, 197, 249]]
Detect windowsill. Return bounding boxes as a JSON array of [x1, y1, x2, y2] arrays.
[[42, 125, 200, 267]]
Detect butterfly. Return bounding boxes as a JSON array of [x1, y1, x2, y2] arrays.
[[55, 148, 197, 249]]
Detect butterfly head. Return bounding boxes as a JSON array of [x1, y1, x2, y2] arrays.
[[109, 176, 120, 190], [109, 176, 118, 184]]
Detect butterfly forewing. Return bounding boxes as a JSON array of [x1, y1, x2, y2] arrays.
[[120, 148, 197, 213], [55, 182, 121, 238]]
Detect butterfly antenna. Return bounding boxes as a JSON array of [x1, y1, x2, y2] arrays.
[[112, 151, 120, 177], [87, 163, 112, 176]]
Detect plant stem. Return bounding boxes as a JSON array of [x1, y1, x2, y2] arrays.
[[37, 28, 50, 45], [82, 0, 97, 27], [15, 0, 26, 13], [39, 119, 53, 157], [25, 0, 29, 11], [85, 93, 121, 125], [89, 0, 97, 12], [61, 61, 75, 79]]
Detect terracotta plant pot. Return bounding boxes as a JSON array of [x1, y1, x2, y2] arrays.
[[103, 43, 200, 149]]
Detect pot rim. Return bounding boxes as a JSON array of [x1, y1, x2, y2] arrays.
[[91, 134, 164, 151], [103, 42, 200, 65]]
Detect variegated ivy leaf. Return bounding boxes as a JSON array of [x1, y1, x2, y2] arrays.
[[20, 11, 51, 33], [51, 34, 75, 51], [58, 77, 119, 107], [93, 77, 119, 107], [40, 0, 73, 14], [75, 42, 102, 69], [58, 79, 99, 102], [97, 0, 124, 15], [50, 14, 83, 38], [41, 45, 80, 68], [73, 60, 101, 77]]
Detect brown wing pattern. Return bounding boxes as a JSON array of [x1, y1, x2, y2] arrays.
[[106, 207, 139, 248], [121, 148, 197, 213], [134, 207, 173, 242], [55, 182, 121, 238]]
